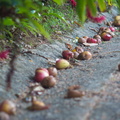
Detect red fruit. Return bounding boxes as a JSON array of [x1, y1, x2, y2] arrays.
[[35, 70, 49, 82], [101, 32, 112, 41], [109, 27, 115, 32], [62, 50, 74, 60], [87, 38, 98, 43], [96, 38, 102, 44], [93, 35, 102, 44]]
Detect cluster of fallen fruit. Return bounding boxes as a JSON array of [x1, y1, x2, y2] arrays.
[[0, 16, 120, 120]]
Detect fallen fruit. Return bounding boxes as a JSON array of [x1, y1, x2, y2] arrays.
[[0, 100, 16, 115], [47, 67, 58, 77], [74, 46, 84, 53], [109, 27, 115, 32], [93, 35, 102, 44], [41, 76, 57, 88], [34, 70, 49, 82], [78, 51, 92, 60], [101, 32, 112, 41], [78, 37, 86, 44], [35, 68, 49, 75], [113, 16, 120, 26], [0, 112, 10, 120], [66, 90, 85, 98], [65, 85, 85, 98], [73, 52, 79, 59], [114, 16, 120, 21], [55, 59, 70, 69], [87, 38, 98, 43], [28, 100, 49, 111], [93, 35, 101, 40], [62, 50, 74, 60], [72, 46, 84, 53]]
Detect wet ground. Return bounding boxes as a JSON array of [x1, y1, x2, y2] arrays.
[[0, 8, 120, 120]]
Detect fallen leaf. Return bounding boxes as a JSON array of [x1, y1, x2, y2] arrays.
[[65, 85, 85, 98], [83, 43, 98, 46], [29, 60, 33, 62], [27, 100, 50, 111], [65, 43, 73, 50]]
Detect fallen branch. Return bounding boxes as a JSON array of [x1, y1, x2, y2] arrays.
[[6, 54, 17, 90], [74, 21, 82, 27], [22, 50, 56, 64], [88, 27, 98, 33], [93, 51, 120, 57], [102, 51, 120, 55]]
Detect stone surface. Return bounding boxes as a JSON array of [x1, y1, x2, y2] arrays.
[[0, 7, 120, 120]]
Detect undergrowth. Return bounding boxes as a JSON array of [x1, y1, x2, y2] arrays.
[[0, 1, 78, 50]]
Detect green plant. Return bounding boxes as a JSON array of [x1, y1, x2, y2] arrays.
[[76, 0, 120, 23], [0, 0, 120, 48]]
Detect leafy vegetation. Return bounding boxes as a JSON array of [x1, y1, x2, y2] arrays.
[[0, 0, 120, 50]]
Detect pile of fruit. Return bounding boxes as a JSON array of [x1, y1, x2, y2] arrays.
[[78, 26, 115, 45]]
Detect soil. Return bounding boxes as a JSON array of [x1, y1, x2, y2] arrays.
[[0, 7, 120, 120]]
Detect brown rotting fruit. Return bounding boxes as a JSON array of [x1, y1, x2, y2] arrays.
[[41, 76, 57, 88], [77, 51, 92, 60]]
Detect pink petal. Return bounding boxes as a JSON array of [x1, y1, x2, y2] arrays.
[[0, 50, 10, 59]]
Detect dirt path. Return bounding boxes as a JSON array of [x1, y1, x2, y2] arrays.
[[0, 7, 120, 120]]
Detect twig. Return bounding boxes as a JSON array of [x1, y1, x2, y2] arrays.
[[22, 50, 56, 63], [74, 21, 82, 27], [102, 51, 120, 55], [6, 54, 17, 90], [63, 35, 74, 40], [93, 51, 120, 57], [88, 27, 98, 33]]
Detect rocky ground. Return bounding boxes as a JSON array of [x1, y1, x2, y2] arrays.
[[0, 8, 120, 120]]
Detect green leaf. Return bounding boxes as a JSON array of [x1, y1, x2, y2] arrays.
[[107, 0, 112, 6], [32, 20, 51, 40], [97, 0, 106, 12], [87, 0, 97, 16], [53, 0, 66, 5], [76, 0, 87, 23], [116, 0, 120, 8], [3, 18, 15, 26], [4, 29, 13, 38], [42, 13, 70, 27]]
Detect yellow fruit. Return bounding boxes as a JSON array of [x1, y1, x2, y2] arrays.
[[55, 59, 70, 69], [0, 100, 16, 115]]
